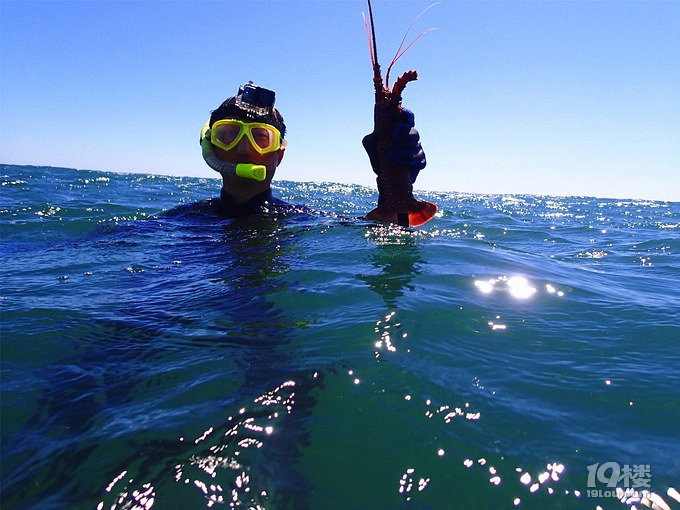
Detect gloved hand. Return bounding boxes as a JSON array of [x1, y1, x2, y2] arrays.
[[362, 108, 426, 184]]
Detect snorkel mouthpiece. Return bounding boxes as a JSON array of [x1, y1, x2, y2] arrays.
[[200, 135, 267, 181], [235, 163, 266, 181]]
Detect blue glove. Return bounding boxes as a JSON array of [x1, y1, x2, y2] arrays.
[[362, 108, 426, 184]]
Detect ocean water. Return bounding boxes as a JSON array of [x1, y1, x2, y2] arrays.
[[1, 163, 679, 510]]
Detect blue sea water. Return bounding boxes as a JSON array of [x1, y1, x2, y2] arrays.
[[1, 163, 679, 510]]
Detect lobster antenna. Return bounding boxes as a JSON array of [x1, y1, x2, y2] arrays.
[[387, 28, 437, 84], [385, 2, 439, 87], [367, 0, 379, 68], [362, 12, 375, 66]]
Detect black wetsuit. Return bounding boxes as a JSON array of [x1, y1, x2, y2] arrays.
[[216, 188, 289, 217]]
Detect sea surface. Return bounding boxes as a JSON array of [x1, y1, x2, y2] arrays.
[[1, 164, 679, 510]]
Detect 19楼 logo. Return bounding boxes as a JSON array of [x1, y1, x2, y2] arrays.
[[586, 462, 651, 498]]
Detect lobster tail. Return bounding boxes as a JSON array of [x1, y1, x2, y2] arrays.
[[367, 199, 437, 227]]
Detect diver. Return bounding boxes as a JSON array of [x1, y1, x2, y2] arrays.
[[201, 81, 427, 218]]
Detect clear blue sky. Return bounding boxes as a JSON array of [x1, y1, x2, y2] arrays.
[[2, 1, 679, 201]]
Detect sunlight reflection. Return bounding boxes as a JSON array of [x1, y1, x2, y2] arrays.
[[177, 379, 297, 506], [348, 369, 361, 385], [374, 311, 410, 357], [97, 481, 156, 510], [99, 379, 299, 509], [463, 459, 572, 507], [474, 275, 565, 301], [488, 315, 507, 331], [474, 279, 495, 294], [576, 249, 607, 258], [398, 467, 430, 501], [640, 256, 654, 267], [545, 283, 565, 297], [365, 224, 425, 245], [405, 396, 482, 425], [507, 276, 537, 299]]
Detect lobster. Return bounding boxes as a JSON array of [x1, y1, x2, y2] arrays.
[[363, 0, 438, 227]]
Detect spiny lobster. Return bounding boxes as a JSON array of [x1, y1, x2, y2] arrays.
[[363, 0, 438, 227]]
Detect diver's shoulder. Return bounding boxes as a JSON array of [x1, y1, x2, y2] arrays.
[[158, 198, 223, 219], [159, 193, 326, 221]]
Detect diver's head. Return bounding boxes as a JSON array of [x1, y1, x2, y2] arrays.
[[201, 82, 286, 198]]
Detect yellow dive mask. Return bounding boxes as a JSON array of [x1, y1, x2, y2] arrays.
[[210, 119, 283, 155]]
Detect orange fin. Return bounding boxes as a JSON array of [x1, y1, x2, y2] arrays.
[[407, 201, 437, 226]]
